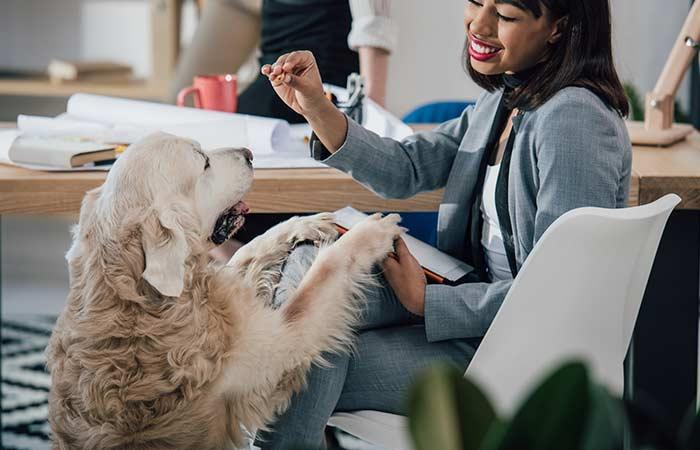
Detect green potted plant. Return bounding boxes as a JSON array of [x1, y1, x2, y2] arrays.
[[408, 361, 699, 450]]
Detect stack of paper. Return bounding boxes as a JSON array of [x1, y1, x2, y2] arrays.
[[1, 87, 414, 171]]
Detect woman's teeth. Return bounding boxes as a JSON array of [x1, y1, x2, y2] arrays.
[[471, 41, 499, 54]]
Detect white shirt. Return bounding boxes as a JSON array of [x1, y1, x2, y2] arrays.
[[480, 164, 514, 282], [229, 0, 398, 52], [348, 0, 398, 53]]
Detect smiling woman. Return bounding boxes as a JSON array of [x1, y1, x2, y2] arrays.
[[253, 0, 632, 448], [465, 0, 629, 115]]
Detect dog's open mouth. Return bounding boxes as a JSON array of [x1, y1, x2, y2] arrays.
[[210, 201, 250, 245]]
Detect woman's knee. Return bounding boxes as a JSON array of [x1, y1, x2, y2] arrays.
[[273, 244, 319, 307]]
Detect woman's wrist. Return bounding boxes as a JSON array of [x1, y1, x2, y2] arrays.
[[304, 99, 349, 152], [302, 95, 335, 123]]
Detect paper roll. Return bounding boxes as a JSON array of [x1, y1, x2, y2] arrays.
[[65, 94, 292, 154]]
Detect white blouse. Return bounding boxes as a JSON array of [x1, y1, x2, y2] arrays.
[[226, 0, 398, 53], [348, 0, 398, 53], [480, 164, 514, 282]]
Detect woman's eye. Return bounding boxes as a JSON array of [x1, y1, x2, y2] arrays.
[[497, 12, 517, 22], [468, 0, 483, 6]]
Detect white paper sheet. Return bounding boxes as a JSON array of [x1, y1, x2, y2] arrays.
[[0, 129, 21, 165], [10, 88, 414, 170], [65, 94, 291, 155], [333, 206, 473, 283], [254, 155, 326, 169], [1, 130, 114, 171], [9, 162, 112, 172], [323, 84, 414, 140], [17, 114, 153, 144]]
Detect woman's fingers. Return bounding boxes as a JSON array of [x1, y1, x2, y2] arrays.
[[262, 50, 325, 116], [273, 52, 291, 69], [282, 50, 311, 73], [266, 51, 314, 80], [383, 253, 400, 275], [394, 237, 410, 258]]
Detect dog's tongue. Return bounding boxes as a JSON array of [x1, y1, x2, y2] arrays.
[[234, 201, 250, 215]]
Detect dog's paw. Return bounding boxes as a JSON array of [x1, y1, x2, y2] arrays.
[[290, 212, 339, 244], [341, 213, 405, 262]]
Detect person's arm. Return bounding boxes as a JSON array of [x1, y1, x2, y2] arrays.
[[358, 47, 390, 106], [262, 51, 472, 198], [170, 0, 261, 102], [422, 90, 632, 342], [348, 0, 397, 106]]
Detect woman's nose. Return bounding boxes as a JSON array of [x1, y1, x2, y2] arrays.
[[468, 9, 494, 37]]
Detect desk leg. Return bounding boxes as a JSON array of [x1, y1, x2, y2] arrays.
[[627, 209, 699, 431]]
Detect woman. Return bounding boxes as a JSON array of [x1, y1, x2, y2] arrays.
[[170, 0, 396, 118], [238, 0, 395, 122], [257, 0, 632, 448]]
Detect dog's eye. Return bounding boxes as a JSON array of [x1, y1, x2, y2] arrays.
[[204, 156, 211, 170]]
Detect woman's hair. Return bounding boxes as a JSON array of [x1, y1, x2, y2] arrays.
[[465, 0, 629, 117]]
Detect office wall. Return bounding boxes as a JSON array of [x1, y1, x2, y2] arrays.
[[0, 0, 152, 77]]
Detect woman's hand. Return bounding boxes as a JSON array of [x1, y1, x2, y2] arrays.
[[383, 238, 427, 316], [262, 50, 348, 151], [261, 51, 327, 117]]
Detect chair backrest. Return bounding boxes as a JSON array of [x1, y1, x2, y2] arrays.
[[402, 101, 474, 124], [465, 194, 681, 415]]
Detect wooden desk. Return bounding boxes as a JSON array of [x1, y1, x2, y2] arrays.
[[0, 164, 443, 215], [631, 132, 700, 209], [3, 128, 700, 215]]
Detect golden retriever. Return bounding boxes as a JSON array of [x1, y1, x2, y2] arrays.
[[46, 132, 403, 449]]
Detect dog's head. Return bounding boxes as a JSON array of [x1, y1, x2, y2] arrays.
[[68, 132, 254, 297]]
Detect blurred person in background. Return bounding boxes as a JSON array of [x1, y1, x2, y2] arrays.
[[171, 0, 397, 119]]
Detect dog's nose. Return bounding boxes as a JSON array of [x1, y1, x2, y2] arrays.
[[239, 148, 254, 162]]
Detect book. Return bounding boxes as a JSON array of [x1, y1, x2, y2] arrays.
[[47, 59, 133, 84], [333, 206, 474, 285], [8, 136, 116, 169]]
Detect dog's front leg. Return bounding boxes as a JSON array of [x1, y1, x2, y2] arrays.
[[277, 213, 404, 354], [226, 213, 338, 300], [216, 214, 403, 423]]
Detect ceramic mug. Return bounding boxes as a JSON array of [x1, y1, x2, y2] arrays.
[[177, 74, 238, 113]]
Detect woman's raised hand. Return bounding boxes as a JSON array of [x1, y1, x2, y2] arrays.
[[261, 51, 327, 118]]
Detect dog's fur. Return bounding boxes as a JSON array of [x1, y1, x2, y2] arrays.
[[46, 133, 403, 449]]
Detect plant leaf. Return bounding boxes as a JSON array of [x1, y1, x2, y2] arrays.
[[578, 385, 625, 450], [408, 364, 499, 450], [495, 361, 591, 450]]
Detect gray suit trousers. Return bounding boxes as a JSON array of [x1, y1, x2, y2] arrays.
[[255, 244, 479, 450]]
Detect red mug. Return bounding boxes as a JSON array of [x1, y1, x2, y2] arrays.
[[177, 74, 238, 113]]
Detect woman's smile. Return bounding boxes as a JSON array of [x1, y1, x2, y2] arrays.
[[468, 35, 503, 61]]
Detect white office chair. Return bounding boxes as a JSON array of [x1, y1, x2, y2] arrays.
[[328, 194, 681, 450]]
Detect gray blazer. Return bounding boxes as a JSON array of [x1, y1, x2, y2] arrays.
[[322, 86, 632, 342]]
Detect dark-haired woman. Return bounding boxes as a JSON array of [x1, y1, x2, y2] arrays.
[[256, 0, 632, 448]]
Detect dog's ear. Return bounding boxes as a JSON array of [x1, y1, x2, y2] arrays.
[[141, 207, 189, 297], [66, 186, 102, 264]]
